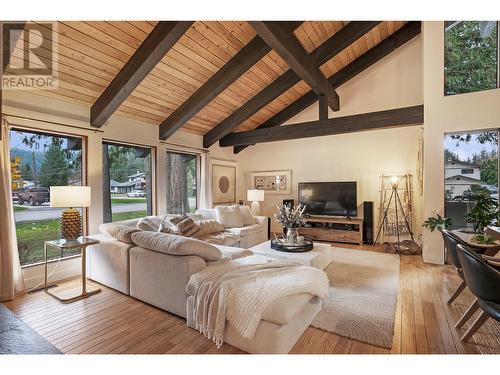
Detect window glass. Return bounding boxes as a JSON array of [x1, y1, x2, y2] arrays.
[[445, 21, 498, 95], [103, 142, 152, 222], [10, 129, 84, 266], [166, 151, 198, 214], [444, 130, 498, 229]]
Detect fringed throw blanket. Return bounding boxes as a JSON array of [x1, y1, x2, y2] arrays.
[[186, 255, 329, 348]]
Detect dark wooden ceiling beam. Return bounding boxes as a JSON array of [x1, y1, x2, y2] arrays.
[[232, 21, 421, 154], [220, 105, 423, 147], [158, 21, 302, 140], [91, 21, 193, 128], [203, 21, 380, 149], [250, 21, 340, 111]]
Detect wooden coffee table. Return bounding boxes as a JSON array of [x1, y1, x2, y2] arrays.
[[249, 240, 331, 270]]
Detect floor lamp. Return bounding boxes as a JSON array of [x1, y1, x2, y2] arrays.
[[374, 176, 415, 251]]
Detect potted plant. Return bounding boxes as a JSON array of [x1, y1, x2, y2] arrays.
[[453, 185, 498, 244], [422, 213, 452, 232]]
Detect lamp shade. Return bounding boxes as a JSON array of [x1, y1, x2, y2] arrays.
[[50, 186, 91, 208], [247, 189, 264, 202]]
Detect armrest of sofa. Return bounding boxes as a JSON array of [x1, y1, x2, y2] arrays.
[[254, 215, 269, 229]]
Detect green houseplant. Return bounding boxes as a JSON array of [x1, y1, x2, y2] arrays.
[[422, 213, 452, 232]]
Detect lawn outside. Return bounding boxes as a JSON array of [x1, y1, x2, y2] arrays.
[[16, 210, 148, 266]]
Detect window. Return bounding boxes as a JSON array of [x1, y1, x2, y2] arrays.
[[444, 21, 499, 95], [102, 142, 153, 222], [444, 130, 498, 228], [166, 151, 198, 214], [10, 128, 84, 266]]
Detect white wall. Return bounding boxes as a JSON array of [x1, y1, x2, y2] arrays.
[[422, 21, 500, 264], [233, 36, 424, 236]]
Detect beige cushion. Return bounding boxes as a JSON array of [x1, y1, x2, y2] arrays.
[[187, 213, 206, 222], [197, 232, 240, 246], [98, 224, 140, 244], [262, 293, 314, 325], [226, 224, 262, 237], [240, 206, 255, 226], [195, 209, 217, 220], [130, 231, 222, 261], [194, 219, 225, 237], [216, 205, 244, 228], [214, 245, 253, 260], [172, 216, 200, 237]]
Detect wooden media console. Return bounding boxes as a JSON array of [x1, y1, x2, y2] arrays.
[[298, 215, 363, 245]]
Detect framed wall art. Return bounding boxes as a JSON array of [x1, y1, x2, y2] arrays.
[[212, 161, 237, 204], [250, 170, 292, 195]]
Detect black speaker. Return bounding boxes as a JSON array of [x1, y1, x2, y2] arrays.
[[362, 201, 374, 244], [283, 199, 295, 207]]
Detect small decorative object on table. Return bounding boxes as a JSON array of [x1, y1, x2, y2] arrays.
[[274, 203, 307, 246]]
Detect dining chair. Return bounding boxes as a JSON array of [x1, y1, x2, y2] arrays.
[[456, 244, 500, 342], [441, 229, 467, 304]]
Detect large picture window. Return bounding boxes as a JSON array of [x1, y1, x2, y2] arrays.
[[444, 130, 499, 229], [166, 151, 198, 214], [10, 128, 84, 266], [103, 142, 153, 222], [444, 21, 499, 95]]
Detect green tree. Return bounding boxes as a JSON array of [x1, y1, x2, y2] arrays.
[[445, 21, 498, 95], [21, 163, 33, 181], [38, 139, 69, 187], [444, 148, 460, 162]]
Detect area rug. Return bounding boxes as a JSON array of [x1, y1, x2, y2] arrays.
[[311, 247, 400, 348]]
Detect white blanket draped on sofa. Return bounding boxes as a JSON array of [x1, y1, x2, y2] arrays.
[[186, 255, 329, 348]]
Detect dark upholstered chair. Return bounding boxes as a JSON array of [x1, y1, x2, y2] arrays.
[[441, 229, 467, 304], [456, 244, 500, 341]]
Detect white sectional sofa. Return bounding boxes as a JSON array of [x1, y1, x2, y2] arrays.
[[86, 213, 321, 354]]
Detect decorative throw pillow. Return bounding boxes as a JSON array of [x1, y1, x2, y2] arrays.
[[137, 217, 162, 232], [175, 217, 200, 237], [194, 219, 225, 237], [187, 213, 206, 222], [100, 224, 140, 243], [215, 205, 244, 228], [239, 205, 255, 225], [130, 231, 222, 261], [170, 215, 187, 225]]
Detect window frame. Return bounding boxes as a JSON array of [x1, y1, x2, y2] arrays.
[[165, 149, 201, 214], [444, 21, 500, 96], [102, 140, 157, 222], [9, 126, 88, 268]]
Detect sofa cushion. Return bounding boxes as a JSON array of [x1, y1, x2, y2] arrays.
[[240, 205, 255, 226], [195, 209, 217, 220], [197, 232, 240, 246], [216, 205, 244, 228], [130, 231, 222, 261], [194, 219, 225, 237], [170, 216, 200, 237], [226, 224, 262, 237], [98, 224, 140, 244], [214, 245, 253, 260], [187, 213, 206, 222], [261, 293, 314, 325]]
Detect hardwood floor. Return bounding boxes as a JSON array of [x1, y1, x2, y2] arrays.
[[4, 245, 499, 354]]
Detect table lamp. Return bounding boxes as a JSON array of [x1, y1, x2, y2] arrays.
[[247, 189, 265, 216], [50, 186, 91, 240]]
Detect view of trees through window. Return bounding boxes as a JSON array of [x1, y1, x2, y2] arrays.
[[166, 151, 198, 214], [102, 142, 152, 222], [444, 130, 499, 229], [10, 129, 84, 266], [444, 21, 499, 95]]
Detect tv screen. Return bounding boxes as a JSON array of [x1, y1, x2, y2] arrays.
[[298, 182, 357, 217]]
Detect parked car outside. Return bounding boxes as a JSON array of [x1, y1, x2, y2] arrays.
[[127, 190, 146, 198], [18, 187, 50, 206]]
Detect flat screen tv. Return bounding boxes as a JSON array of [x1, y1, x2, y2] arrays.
[[298, 182, 357, 217]]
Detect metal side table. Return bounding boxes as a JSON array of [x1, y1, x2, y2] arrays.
[[44, 236, 101, 303]]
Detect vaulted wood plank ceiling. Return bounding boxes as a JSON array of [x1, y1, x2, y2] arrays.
[[10, 21, 408, 136]]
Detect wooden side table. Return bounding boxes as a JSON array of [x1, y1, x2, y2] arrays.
[[44, 236, 101, 303]]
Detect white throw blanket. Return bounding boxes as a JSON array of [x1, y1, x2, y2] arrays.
[[186, 255, 329, 348]]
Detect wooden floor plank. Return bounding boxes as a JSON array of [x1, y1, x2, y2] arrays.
[[5, 245, 499, 354]]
